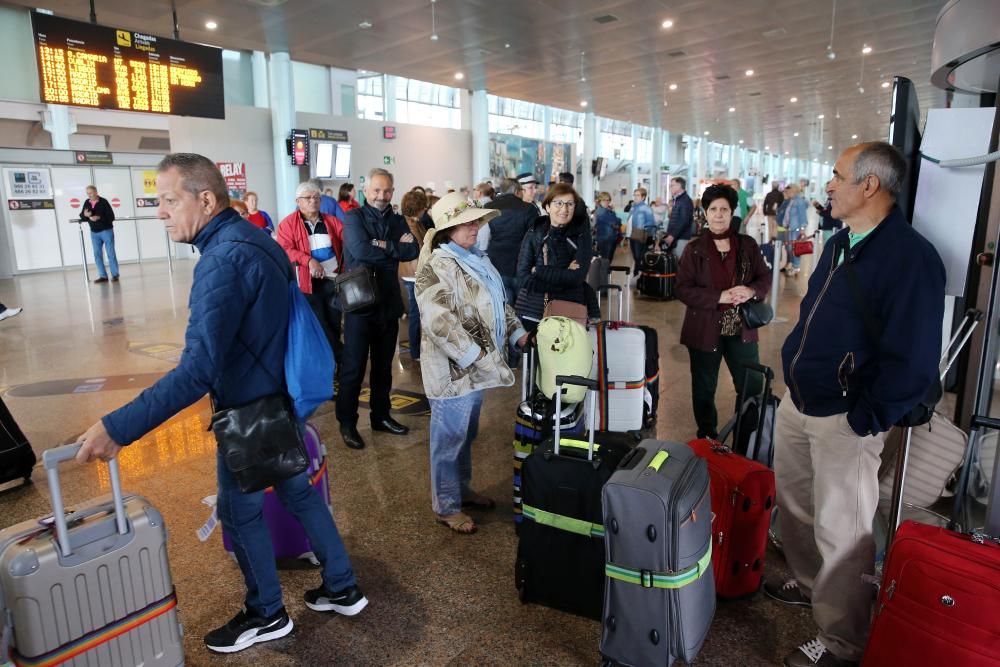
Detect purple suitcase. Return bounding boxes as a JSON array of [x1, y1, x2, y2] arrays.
[[222, 422, 330, 564]]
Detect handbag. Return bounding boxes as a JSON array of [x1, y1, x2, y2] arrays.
[[334, 266, 379, 312], [792, 239, 814, 256], [543, 298, 588, 325], [211, 393, 309, 493], [740, 300, 774, 329]]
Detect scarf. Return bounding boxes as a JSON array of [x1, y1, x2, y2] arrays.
[[707, 235, 738, 311], [442, 241, 508, 350]]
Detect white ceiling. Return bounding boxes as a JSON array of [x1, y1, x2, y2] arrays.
[[11, 0, 949, 161]]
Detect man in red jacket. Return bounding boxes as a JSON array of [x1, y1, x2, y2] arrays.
[[276, 181, 344, 364]]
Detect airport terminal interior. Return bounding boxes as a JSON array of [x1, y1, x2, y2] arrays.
[[0, 0, 999, 666]]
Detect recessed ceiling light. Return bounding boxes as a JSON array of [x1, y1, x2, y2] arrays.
[[661, 19, 674, 28], [728, 107, 736, 113], [817, 114, 825, 119], [790, 97, 798, 103], [764, 145, 770, 150], [454, 72, 464, 80], [881, 81, 891, 88], [359, 20, 373, 29], [580, 100, 588, 107], [668, 83, 678, 90], [505, 42, 511, 48], [745, 69, 754, 76], [205, 20, 218, 30], [703, 131, 710, 135], [793, 132, 799, 137], [738, 140, 744, 144], [663, 101, 669, 107], [851, 133, 858, 139], [784, 151, 790, 155], [862, 45, 873, 55], [824, 160, 829, 164], [827, 145, 833, 149]]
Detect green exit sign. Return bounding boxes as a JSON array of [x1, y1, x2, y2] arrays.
[[383, 155, 395, 165]]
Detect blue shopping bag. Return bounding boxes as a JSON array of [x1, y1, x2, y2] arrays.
[[285, 283, 334, 421]]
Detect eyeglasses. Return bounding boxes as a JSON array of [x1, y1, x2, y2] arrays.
[[297, 195, 321, 201], [550, 200, 575, 209]]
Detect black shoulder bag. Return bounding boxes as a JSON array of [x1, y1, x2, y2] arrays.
[[737, 237, 774, 329], [840, 239, 941, 428], [334, 215, 382, 312]]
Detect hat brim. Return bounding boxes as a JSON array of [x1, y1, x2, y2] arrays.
[[433, 207, 499, 231]]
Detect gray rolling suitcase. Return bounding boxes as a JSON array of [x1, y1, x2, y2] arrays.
[[601, 440, 715, 667], [0, 443, 183, 667]]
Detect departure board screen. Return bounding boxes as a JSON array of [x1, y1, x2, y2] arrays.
[[31, 12, 224, 119]]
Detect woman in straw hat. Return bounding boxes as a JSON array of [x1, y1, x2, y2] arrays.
[[415, 192, 530, 534]]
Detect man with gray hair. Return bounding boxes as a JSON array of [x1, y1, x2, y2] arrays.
[[337, 167, 418, 450], [765, 142, 945, 667], [484, 176, 538, 303]]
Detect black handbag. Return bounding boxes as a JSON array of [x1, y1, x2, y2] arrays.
[[334, 266, 379, 312], [740, 300, 774, 329], [211, 393, 309, 493]]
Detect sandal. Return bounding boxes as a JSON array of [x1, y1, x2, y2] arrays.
[[436, 512, 477, 534], [461, 492, 496, 510]]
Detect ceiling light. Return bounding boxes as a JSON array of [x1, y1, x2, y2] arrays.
[[663, 101, 668, 107], [738, 140, 744, 144], [790, 97, 798, 103], [454, 72, 464, 80], [504, 43, 510, 48], [729, 107, 736, 113], [817, 114, 825, 119], [764, 145, 770, 150], [851, 133, 858, 139], [580, 101, 588, 107], [881, 81, 891, 88], [827, 145, 833, 150], [703, 131, 710, 136], [205, 20, 218, 30], [745, 69, 754, 76], [793, 132, 799, 137], [784, 151, 790, 155], [862, 45, 872, 55], [669, 83, 677, 91], [824, 160, 829, 164], [661, 19, 674, 28], [359, 20, 373, 29]]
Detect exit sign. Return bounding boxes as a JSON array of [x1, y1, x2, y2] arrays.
[[383, 125, 397, 140]]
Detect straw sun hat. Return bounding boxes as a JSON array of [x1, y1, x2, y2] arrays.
[[418, 192, 499, 266]]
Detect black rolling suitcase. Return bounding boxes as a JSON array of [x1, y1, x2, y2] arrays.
[[0, 396, 34, 486], [638, 251, 676, 300], [515, 375, 634, 619]]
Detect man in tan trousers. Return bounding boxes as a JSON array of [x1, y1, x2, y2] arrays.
[[765, 142, 945, 667]]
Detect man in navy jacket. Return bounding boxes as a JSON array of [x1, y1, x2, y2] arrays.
[[766, 142, 945, 667], [337, 167, 419, 450], [76, 154, 368, 654]]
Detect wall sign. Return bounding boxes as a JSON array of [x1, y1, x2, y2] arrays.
[[382, 126, 396, 140], [31, 11, 224, 119], [217, 161, 247, 200], [75, 151, 113, 165], [309, 128, 348, 142], [290, 129, 309, 166]]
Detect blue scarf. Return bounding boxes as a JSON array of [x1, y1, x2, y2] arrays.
[[443, 241, 508, 350]]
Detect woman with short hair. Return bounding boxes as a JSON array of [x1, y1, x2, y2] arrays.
[[337, 183, 360, 214], [244, 191, 274, 233], [594, 191, 619, 262]]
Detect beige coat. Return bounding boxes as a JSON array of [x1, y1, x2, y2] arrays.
[[415, 247, 525, 399]]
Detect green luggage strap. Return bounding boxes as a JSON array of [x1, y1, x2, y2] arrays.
[[558, 438, 600, 453], [606, 545, 713, 590], [521, 503, 605, 538]]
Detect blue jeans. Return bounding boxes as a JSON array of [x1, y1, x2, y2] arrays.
[[404, 280, 421, 360], [428, 390, 484, 515], [216, 449, 356, 617], [90, 229, 119, 279], [597, 239, 617, 263]]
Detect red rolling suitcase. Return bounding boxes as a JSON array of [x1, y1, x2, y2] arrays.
[[862, 413, 1000, 666], [688, 438, 775, 598]]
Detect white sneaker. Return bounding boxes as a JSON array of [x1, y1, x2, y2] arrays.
[[0, 307, 22, 322]]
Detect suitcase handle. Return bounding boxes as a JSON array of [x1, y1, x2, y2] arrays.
[[42, 443, 128, 557], [597, 284, 624, 322], [553, 375, 599, 460]]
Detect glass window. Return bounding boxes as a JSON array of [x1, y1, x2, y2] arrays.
[[356, 73, 384, 120], [391, 76, 461, 128]]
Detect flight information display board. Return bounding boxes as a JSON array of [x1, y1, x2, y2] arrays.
[[31, 12, 224, 119]]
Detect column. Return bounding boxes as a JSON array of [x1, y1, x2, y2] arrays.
[[470, 89, 489, 185], [582, 111, 597, 207], [650, 127, 663, 202], [252, 51, 269, 108], [542, 105, 552, 143], [383, 74, 397, 122], [629, 124, 639, 193], [42, 104, 75, 150], [268, 52, 299, 220], [697, 138, 708, 183]]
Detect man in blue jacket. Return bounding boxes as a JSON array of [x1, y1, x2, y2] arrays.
[[765, 142, 945, 667], [337, 167, 419, 450], [664, 176, 694, 258], [75, 154, 368, 654]]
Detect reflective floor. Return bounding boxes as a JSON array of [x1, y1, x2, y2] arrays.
[[0, 248, 819, 666]]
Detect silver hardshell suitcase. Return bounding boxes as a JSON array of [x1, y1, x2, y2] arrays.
[[600, 440, 715, 667], [0, 444, 183, 667]]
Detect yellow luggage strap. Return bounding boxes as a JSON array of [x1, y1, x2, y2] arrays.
[[605, 545, 713, 590], [521, 503, 605, 538]]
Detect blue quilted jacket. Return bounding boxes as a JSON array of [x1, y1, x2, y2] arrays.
[[103, 208, 292, 445]]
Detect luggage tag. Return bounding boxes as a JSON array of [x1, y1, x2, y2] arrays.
[[197, 495, 219, 542]]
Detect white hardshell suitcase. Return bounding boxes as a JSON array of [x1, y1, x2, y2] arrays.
[[589, 323, 646, 432]]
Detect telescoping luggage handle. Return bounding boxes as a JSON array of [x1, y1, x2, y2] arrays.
[[949, 415, 1000, 540], [732, 361, 776, 462], [553, 374, 599, 461], [42, 443, 128, 558], [597, 284, 624, 322]]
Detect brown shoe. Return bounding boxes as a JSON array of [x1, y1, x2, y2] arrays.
[[93, 277, 108, 284]]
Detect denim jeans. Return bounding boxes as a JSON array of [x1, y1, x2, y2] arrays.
[[428, 390, 484, 515], [404, 280, 421, 360], [91, 229, 119, 279], [216, 449, 356, 617], [597, 239, 617, 263], [629, 239, 647, 275]]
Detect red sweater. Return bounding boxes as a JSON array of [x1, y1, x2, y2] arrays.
[[276, 211, 343, 295]]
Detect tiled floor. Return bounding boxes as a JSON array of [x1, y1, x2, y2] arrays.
[[0, 249, 820, 666]]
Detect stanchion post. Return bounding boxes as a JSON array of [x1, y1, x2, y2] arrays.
[[77, 222, 90, 283], [164, 227, 173, 274], [769, 239, 787, 323]]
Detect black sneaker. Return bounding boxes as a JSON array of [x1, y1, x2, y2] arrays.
[[304, 584, 368, 616], [764, 578, 812, 607], [203, 607, 293, 654]]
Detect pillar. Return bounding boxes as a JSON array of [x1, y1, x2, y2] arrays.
[[252, 51, 269, 108], [630, 124, 639, 193], [650, 127, 663, 202], [582, 111, 597, 207], [470, 90, 489, 184], [268, 52, 299, 219], [42, 104, 75, 150], [542, 105, 552, 143], [383, 74, 397, 122]]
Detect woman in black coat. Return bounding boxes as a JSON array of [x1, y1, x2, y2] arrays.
[[514, 183, 595, 330]]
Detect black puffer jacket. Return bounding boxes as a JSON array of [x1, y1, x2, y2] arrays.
[[484, 193, 537, 279], [516, 215, 593, 309]]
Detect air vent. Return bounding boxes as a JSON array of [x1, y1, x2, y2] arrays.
[[774, 104, 785, 109], [762, 27, 786, 38], [668, 50, 686, 57], [245, 0, 287, 6], [593, 14, 619, 24], [714, 74, 730, 80], [748, 91, 762, 96], [793, 114, 804, 119], [138, 136, 171, 151]]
